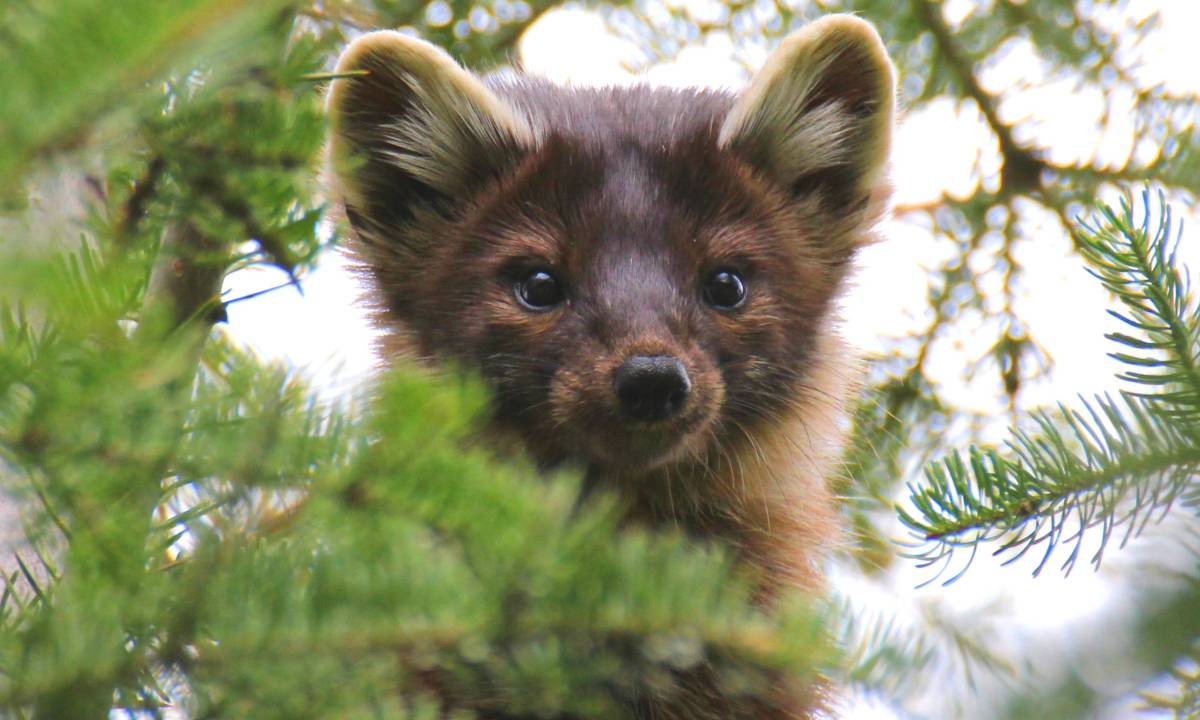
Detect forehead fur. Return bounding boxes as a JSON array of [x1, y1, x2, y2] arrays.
[[470, 80, 859, 274], [480, 74, 886, 253], [488, 79, 736, 151]]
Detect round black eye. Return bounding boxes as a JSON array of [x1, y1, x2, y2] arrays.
[[702, 269, 746, 310], [515, 269, 564, 310]]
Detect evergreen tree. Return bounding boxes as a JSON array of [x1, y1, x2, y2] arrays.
[[2, 0, 1198, 718], [902, 190, 1200, 718], [611, 1, 1200, 714], [1, 1, 826, 717]]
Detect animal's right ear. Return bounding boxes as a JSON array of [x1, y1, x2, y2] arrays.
[[326, 31, 534, 243]]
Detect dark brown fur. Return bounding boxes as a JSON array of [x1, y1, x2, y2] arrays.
[[327, 18, 895, 718]]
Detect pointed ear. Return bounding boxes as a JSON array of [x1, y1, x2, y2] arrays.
[[719, 15, 895, 214], [326, 31, 535, 242]]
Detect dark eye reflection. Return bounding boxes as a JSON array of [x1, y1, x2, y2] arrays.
[[515, 269, 564, 310], [702, 269, 747, 310]]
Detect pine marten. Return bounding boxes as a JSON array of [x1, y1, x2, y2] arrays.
[[326, 14, 895, 717]]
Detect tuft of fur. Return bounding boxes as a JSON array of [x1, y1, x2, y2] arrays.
[[326, 15, 895, 719]]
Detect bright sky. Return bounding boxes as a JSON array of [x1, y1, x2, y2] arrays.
[[221, 3, 1200, 716]]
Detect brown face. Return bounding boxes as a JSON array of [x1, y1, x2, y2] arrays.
[[397, 133, 846, 473], [327, 24, 894, 474]]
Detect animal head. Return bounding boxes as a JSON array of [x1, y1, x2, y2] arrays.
[[327, 16, 895, 473]]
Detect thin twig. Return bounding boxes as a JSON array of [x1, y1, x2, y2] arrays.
[[115, 155, 166, 248]]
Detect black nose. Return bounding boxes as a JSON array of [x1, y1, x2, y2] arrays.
[[613, 355, 691, 423]]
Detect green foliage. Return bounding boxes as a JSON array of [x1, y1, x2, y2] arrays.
[[0, 1, 834, 717], [0, 0, 289, 187], [899, 191, 1200, 713], [613, 0, 1200, 714], [901, 191, 1200, 579], [6, 0, 1200, 717], [597, 7, 1200, 710]]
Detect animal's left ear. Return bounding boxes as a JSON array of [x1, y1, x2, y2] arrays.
[[719, 15, 895, 215]]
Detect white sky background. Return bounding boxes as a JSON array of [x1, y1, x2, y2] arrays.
[[221, 2, 1200, 717]]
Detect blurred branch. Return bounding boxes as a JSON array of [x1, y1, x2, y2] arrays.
[[999, 571, 1200, 720], [910, 0, 1048, 198], [138, 221, 228, 337], [492, 0, 559, 58], [0, 0, 283, 184], [191, 173, 300, 284]]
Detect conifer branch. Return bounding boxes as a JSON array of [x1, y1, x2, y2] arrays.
[[27, 220, 229, 719], [900, 190, 1200, 581], [1075, 194, 1200, 412]]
